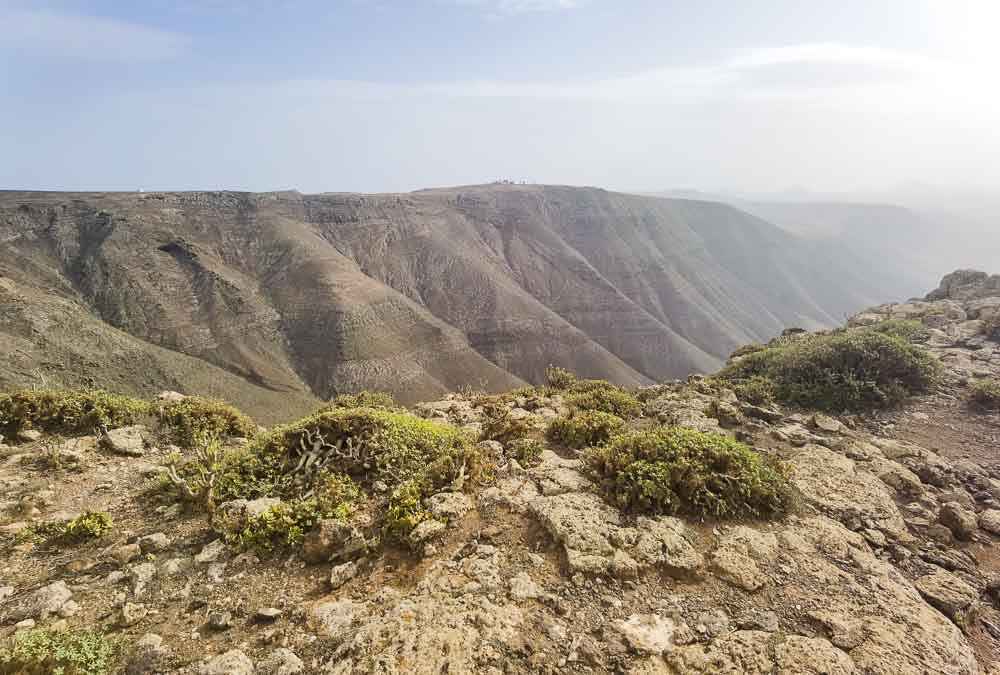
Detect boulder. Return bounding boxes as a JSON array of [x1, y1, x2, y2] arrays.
[[979, 509, 1000, 535], [425, 492, 473, 521], [302, 519, 367, 563], [258, 648, 305, 675], [99, 425, 147, 457], [915, 570, 978, 624], [198, 650, 254, 675], [8, 580, 73, 622], [938, 502, 978, 541]]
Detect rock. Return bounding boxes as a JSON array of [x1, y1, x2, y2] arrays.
[[329, 561, 357, 589], [739, 610, 779, 633], [9, 580, 73, 621], [811, 414, 847, 434], [979, 509, 1000, 535], [258, 648, 305, 675], [614, 614, 679, 654], [14, 619, 36, 630], [939, 502, 978, 541], [508, 571, 543, 600], [138, 532, 171, 554], [809, 610, 867, 650], [0, 586, 12, 605], [99, 425, 147, 457], [302, 519, 367, 563], [915, 570, 978, 624], [309, 599, 357, 638], [130, 562, 157, 597], [113, 543, 142, 565], [213, 497, 282, 537], [207, 610, 232, 630], [158, 391, 187, 403], [695, 609, 730, 638], [198, 649, 254, 675], [120, 602, 148, 627], [710, 526, 777, 592], [194, 539, 227, 563], [425, 492, 473, 521], [125, 633, 173, 675], [18, 429, 42, 443], [408, 519, 447, 546], [206, 562, 227, 583], [255, 607, 282, 622]]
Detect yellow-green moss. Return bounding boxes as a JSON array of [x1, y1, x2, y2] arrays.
[[0, 390, 151, 437]]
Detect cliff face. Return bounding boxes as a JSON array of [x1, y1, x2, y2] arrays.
[[0, 185, 912, 415]]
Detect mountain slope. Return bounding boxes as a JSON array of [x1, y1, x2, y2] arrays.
[[0, 185, 917, 416]]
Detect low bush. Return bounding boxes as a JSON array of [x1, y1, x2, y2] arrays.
[[507, 438, 544, 466], [383, 479, 430, 544], [324, 391, 401, 411], [587, 427, 791, 519], [15, 512, 113, 546], [0, 390, 151, 438], [971, 379, 1000, 408], [868, 319, 931, 342], [729, 343, 767, 359], [157, 396, 256, 447], [729, 375, 776, 406], [716, 327, 941, 411], [546, 411, 625, 449], [0, 629, 120, 675], [234, 473, 362, 551], [565, 383, 642, 420], [545, 365, 577, 390], [478, 398, 531, 446]]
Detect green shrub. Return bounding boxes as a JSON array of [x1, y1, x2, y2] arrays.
[[729, 376, 776, 406], [234, 474, 361, 552], [565, 384, 642, 420], [546, 411, 625, 449], [716, 328, 940, 411], [868, 319, 931, 342], [587, 427, 792, 519], [478, 398, 531, 446], [508, 438, 544, 466], [157, 396, 256, 447], [545, 365, 577, 390], [0, 629, 120, 675], [971, 379, 1000, 408], [729, 343, 767, 359], [383, 479, 431, 543], [324, 391, 401, 411], [0, 390, 151, 437], [16, 512, 113, 545], [255, 407, 480, 492]]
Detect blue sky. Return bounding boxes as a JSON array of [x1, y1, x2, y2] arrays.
[[1, 0, 998, 193]]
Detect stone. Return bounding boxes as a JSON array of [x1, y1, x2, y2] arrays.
[[198, 649, 254, 675], [213, 497, 282, 537], [138, 532, 171, 553], [408, 518, 447, 546], [740, 611, 779, 633], [18, 429, 42, 443], [915, 570, 978, 624], [425, 491, 473, 521], [329, 561, 357, 589], [695, 609, 731, 638], [130, 562, 157, 596], [258, 648, 305, 675], [508, 571, 543, 600], [207, 610, 232, 630], [979, 509, 1000, 535], [710, 526, 777, 592], [120, 602, 148, 627], [125, 632, 173, 675], [309, 599, 357, 638], [99, 425, 147, 457], [939, 502, 978, 541], [9, 580, 73, 621], [255, 607, 282, 622], [811, 414, 847, 434], [0, 586, 12, 605], [194, 539, 227, 563], [614, 614, 679, 654], [302, 519, 367, 563]]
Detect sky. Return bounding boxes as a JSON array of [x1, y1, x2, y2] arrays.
[[1, 0, 998, 194]]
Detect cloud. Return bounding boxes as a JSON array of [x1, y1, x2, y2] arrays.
[[0, 8, 189, 61]]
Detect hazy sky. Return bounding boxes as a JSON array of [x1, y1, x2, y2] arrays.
[[1, 0, 998, 193]]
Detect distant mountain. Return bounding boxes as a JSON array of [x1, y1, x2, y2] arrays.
[[0, 185, 919, 418]]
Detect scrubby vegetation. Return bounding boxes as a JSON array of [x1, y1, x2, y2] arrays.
[[168, 406, 481, 546], [324, 391, 401, 411], [507, 438, 544, 466], [234, 474, 362, 551], [157, 396, 256, 447], [727, 375, 776, 406], [716, 326, 941, 411], [16, 512, 113, 546], [545, 365, 577, 390], [565, 383, 642, 420], [867, 319, 931, 343], [587, 427, 791, 519], [971, 379, 1000, 409], [0, 390, 151, 438], [729, 343, 768, 360], [477, 398, 531, 446], [547, 411, 625, 449], [0, 629, 120, 675]]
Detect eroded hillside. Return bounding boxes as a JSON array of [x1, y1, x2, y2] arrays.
[[0, 186, 914, 416], [2, 271, 1000, 673]]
